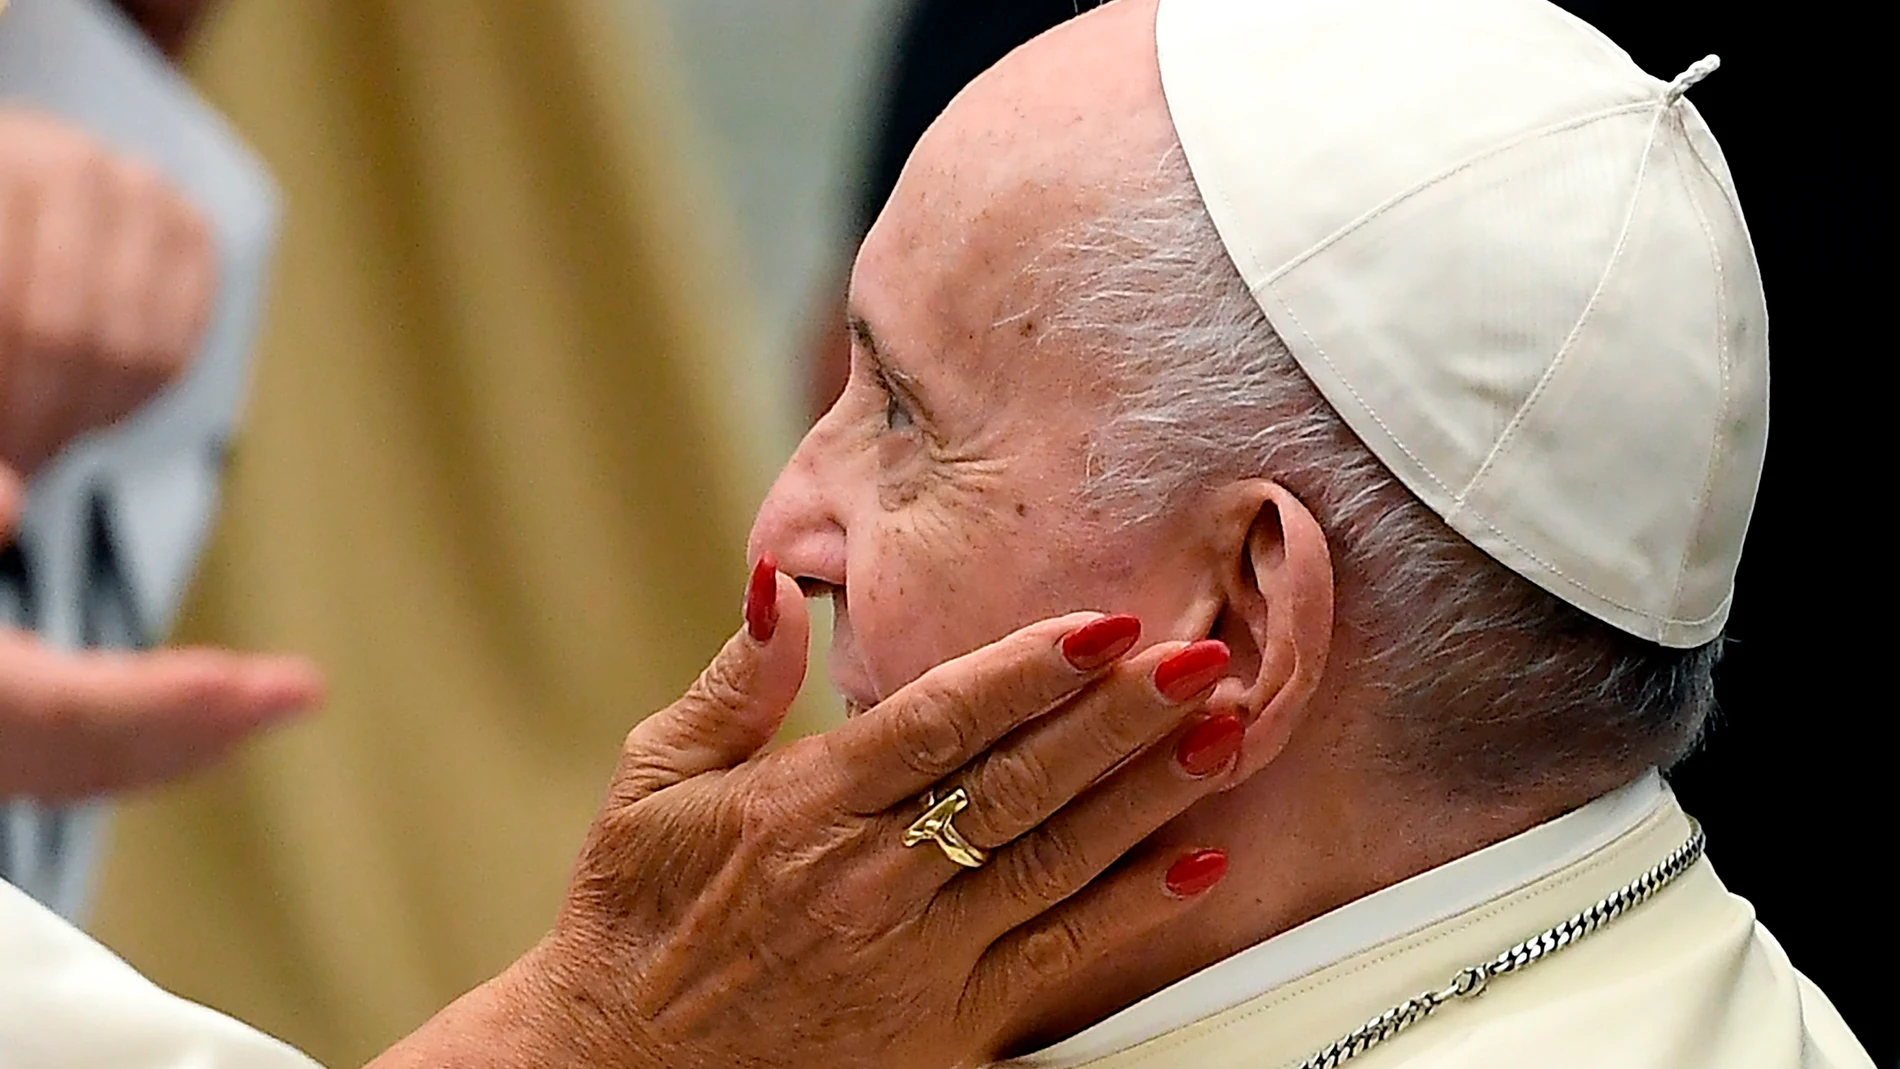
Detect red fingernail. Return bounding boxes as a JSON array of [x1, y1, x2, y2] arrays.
[[1165, 849, 1228, 898], [1152, 641, 1229, 702], [1060, 614, 1142, 671], [1176, 714, 1244, 777], [745, 555, 779, 642]]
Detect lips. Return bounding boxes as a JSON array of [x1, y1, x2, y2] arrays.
[[835, 683, 878, 719], [830, 652, 880, 718], [824, 589, 880, 718]]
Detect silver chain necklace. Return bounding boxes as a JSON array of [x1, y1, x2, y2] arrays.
[[1295, 821, 1707, 1069]]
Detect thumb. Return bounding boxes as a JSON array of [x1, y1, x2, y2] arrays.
[[610, 557, 810, 804]]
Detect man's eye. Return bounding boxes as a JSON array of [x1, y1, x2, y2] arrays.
[[881, 381, 916, 431]]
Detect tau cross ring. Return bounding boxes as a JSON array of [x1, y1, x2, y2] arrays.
[[901, 787, 990, 869]]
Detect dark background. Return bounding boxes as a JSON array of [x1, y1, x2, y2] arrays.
[[1555, 4, 1886, 1062], [856, 1, 1888, 1062]]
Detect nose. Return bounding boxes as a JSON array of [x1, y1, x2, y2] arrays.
[[747, 420, 849, 589]]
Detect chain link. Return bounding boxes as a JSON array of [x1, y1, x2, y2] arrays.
[[1294, 821, 1706, 1069]]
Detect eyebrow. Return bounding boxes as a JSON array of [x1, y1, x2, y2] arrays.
[[847, 311, 939, 426]]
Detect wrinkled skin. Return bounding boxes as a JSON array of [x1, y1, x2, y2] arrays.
[[374, 580, 1241, 1069], [748, 1, 1210, 716]]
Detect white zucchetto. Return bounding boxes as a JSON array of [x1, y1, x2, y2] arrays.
[[1158, 0, 1767, 646]]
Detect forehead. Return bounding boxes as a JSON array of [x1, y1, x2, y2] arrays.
[[848, 0, 1175, 401]]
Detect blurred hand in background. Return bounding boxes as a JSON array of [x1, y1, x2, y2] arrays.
[[0, 629, 320, 801], [0, 108, 216, 522]]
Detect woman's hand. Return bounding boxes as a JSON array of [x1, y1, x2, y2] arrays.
[[374, 560, 1243, 1069]]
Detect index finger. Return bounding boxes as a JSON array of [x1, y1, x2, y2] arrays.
[[823, 611, 1137, 813]]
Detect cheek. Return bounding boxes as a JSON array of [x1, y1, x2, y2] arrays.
[[846, 510, 1022, 696], [844, 503, 1156, 696]]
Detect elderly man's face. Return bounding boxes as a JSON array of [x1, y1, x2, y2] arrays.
[[746, 2, 1200, 712]]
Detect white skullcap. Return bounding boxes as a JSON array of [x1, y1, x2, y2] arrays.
[[1156, 0, 1766, 647]]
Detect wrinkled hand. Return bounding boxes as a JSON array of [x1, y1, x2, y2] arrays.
[[0, 109, 217, 523], [0, 628, 323, 801], [376, 562, 1241, 1069]]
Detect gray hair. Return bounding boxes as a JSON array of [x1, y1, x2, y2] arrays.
[[1028, 150, 1720, 800]]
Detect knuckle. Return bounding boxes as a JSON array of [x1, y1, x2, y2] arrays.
[[891, 685, 976, 779], [1015, 916, 1087, 987], [616, 722, 650, 764], [1074, 701, 1151, 763], [996, 824, 1083, 906], [739, 753, 838, 832], [971, 752, 1055, 841], [790, 828, 888, 931], [735, 784, 787, 843], [611, 726, 685, 799], [684, 652, 753, 716]]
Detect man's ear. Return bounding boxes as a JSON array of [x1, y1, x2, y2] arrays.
[[1206, 480, 1335, 775]]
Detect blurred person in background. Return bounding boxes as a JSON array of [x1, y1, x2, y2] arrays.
[[75, 0, 839, 1063], [1, 0, 323, 921]]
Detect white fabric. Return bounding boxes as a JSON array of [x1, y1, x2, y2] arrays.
[[1011, 771, 1666, 1067], [1004, 792, 1869, 1069], [1157, 0, 1768, 647], [0, 878, 321, 1068], [0, 0, 279, 920]]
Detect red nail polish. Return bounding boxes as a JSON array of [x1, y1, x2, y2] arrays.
[[1176, 714, 1245, 777], [1152, 641, 1230, 702], [1165, 849, 1228, 898], [745, 555, 779, 642], [1060, 614, 1142, 670]]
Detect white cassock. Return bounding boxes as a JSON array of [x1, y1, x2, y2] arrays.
[[1, 878, 319, 1068], [998, 773, 1872, 1069], [0, 0, 278, 919]]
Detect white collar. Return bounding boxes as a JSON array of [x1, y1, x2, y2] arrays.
[[1004, 770, 1668, 1068]]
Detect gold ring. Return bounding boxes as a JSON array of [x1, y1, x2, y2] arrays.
[[901, 787, 989, 869]]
